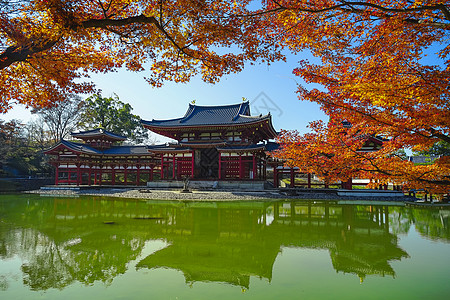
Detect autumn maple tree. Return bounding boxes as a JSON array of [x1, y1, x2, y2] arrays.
[[0, 0, 283, 112], [1, 1, 449, 192], [264, 1, 450, 193]]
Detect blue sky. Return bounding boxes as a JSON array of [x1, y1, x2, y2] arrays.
[[3, 52, 327, 141]]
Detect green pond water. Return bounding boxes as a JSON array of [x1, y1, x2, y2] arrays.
[[0, 194, 449, 299]]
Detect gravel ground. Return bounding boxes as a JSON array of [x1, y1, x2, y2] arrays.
[[27, 187, 415, 202]]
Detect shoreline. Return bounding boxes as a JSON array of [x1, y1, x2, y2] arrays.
[[25, 187, 419, 203]]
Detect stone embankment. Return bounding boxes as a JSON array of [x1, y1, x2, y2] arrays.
[[28, 187, 416, 202]]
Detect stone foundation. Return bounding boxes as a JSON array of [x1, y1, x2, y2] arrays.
[[147, 180, 265, 190], [337, 189, 404, 197]]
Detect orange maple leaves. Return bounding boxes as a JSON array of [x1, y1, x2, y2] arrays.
[[268, 0, 450, 193], [0, 0, 283, 112], [1, 1, 449, 191]]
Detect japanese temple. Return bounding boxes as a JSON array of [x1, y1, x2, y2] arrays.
[[44, 101, 278, 186]]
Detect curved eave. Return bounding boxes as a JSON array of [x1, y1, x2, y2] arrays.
[[102, 146, 156, 156], [99, 153, 155, 157], [71, 128, 127, 141], [179, 141, 227, 148], [71, 133, 126, 142], [260, 114, 278, 140], [44, 141, 101, 156], [43, 142, 75, 155], [148, 147, 192, 154], [217, 146, 266, 153], [141, 114, 270, 129], [142, 116, 277, 139]]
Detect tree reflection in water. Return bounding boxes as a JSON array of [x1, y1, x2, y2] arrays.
[[0, 195, 448, 291]]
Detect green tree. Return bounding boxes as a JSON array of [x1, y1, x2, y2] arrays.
[[0, 119, 52, 177], [418, 141, 450, 157], [0, 119, 23, 175], [79, 94, 148, 144]]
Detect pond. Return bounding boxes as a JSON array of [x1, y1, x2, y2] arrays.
[[0, 194, 449, 299]]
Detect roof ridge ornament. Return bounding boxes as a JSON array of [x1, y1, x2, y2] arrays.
[[232, 101, 249, 121], [180, 103, 196, 123]]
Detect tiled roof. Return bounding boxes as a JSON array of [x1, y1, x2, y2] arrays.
[[103, 145, 150, 155], [46, 141, 159, 156], [264, 141, 281, 152], [141, 101, 271, 127], [71, 128, 127, 140], [60, 140, 103, 155]]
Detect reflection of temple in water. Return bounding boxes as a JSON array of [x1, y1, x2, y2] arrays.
[[271, 202, 409, 282], [1, 197, 410, 290], [136, 201, 408, 287]]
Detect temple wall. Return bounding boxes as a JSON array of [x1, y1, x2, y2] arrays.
[[147, 180, 265, 190]]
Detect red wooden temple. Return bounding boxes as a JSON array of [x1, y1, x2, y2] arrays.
[[44, 101, 278, 186]]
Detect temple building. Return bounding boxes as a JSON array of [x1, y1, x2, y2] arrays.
[[44, 101, 278, 186], [141, 101, 277, 181]]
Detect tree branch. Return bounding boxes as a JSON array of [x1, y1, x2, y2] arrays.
[[80, 14, 159, 29], [1, 13, 196, 70], [0, 38, 59, 69], [248, 1, 450, 28], [315, 95, 450, 143]]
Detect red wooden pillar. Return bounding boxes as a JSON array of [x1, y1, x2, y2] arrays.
[[99, 168, 102, 186], [218, 152, 222, 180], [88, 166, 92, 186], [55, 165, 59, 185], [176, 161, 181, 179], [191, 151, 195, 178], [136, 165, 141, 186], [263, 158, 266, 180], [76, 164, 81, 186], [160, 154, 164, 180], [112, 166, 116, 185], [252, 154, 257, 180], [256, 157, 260, 179], [342, 178, 352, 189], [239, 154, 243, 179], [273, 166, 279, 188], [290, 168, 295, 188], [307, 173, 312, 188], [172, 154, 176, 179], [124, 165, 128, 185]]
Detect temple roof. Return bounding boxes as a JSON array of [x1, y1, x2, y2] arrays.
[[45, 140, 153, 156], [71, 128, 127, 141], [44, 140, 103, 155], [103, 145, 151, 155], [141, 101, 271, 128], [264, 141, 281, 152], [45, 140, 279, 156]]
